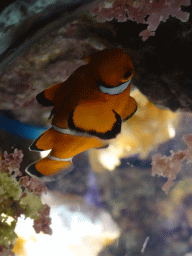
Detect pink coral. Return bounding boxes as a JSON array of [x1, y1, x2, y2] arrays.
[[92, 0, 130, 22], [152, 134, 192, 194], [33, 204, 52, 235], [0, 149, 23, 176], [20, 176, 47, 197], [0, 150, 52, 238], [91, 0, 190, 40], [0, 246, 15, 256]]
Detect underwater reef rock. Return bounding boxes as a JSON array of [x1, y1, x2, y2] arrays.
[[97, 158, 192, 256], [96, 113, 192, 256], [0, 0, 97, 62], [82, 15, 192, 112], [132, 15, 192, 112], [0, 0, 192, 124], [0, 34, 97, 126]]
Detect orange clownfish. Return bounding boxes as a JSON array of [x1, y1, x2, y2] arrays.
[[25, 48, 137, 181]]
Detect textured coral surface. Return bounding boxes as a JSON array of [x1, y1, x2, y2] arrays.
[[91, 0, 190, 40], [0, 149, 52, 255]]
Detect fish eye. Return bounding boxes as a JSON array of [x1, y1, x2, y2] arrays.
[[124, 71, 132, 79]]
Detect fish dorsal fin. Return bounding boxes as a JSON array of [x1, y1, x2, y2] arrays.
[[83, 49, 111, 64]]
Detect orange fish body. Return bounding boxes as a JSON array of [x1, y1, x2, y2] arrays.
[[26, 48, 137, 181]]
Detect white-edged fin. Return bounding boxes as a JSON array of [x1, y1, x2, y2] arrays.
[[47, 154, 73, 162], [52, 124, 79, 135], [52, 124, 92, 138], [99, 79, 131, 95]]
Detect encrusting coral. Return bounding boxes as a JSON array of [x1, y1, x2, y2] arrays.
[[152, 133, 192, 194], [90, 0, 190, 40], [0, 149, 52, 255]]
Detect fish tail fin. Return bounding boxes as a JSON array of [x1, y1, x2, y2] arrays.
[[29, 128, 54, 151], [25, 157, 73, 181]]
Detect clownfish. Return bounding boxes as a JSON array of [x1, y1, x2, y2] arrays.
[[25, 48, 137, 181]]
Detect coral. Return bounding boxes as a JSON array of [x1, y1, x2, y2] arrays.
[[0, 245, 15, 256], [20, 176, 47, 197], [0, 149, 52, 253], [0, 149, 23, 177], [91, 0, 190, 40], [33, 204, 52, 235], [152, 134, 192, 194]]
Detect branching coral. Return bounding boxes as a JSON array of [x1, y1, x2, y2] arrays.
[[152, 134, 192, 194], [0, 149, 52, 254], [91, 0, 190, 40]]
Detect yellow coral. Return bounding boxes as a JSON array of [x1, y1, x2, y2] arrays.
[[13, 237, 27, 256], [12, 191, 120, 256], [124, 89, 180, 158]]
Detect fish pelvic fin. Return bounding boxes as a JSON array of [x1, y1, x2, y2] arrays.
[[25, 157, 72, 179], [122, 96, 137, 121], [29, 128, 54, 151]]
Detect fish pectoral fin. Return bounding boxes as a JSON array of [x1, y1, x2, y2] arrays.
[[36, 91, 54, 107], [122, 96, 137, 121], [36, 82, 63, 106], [68, 104, 122, 140]]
